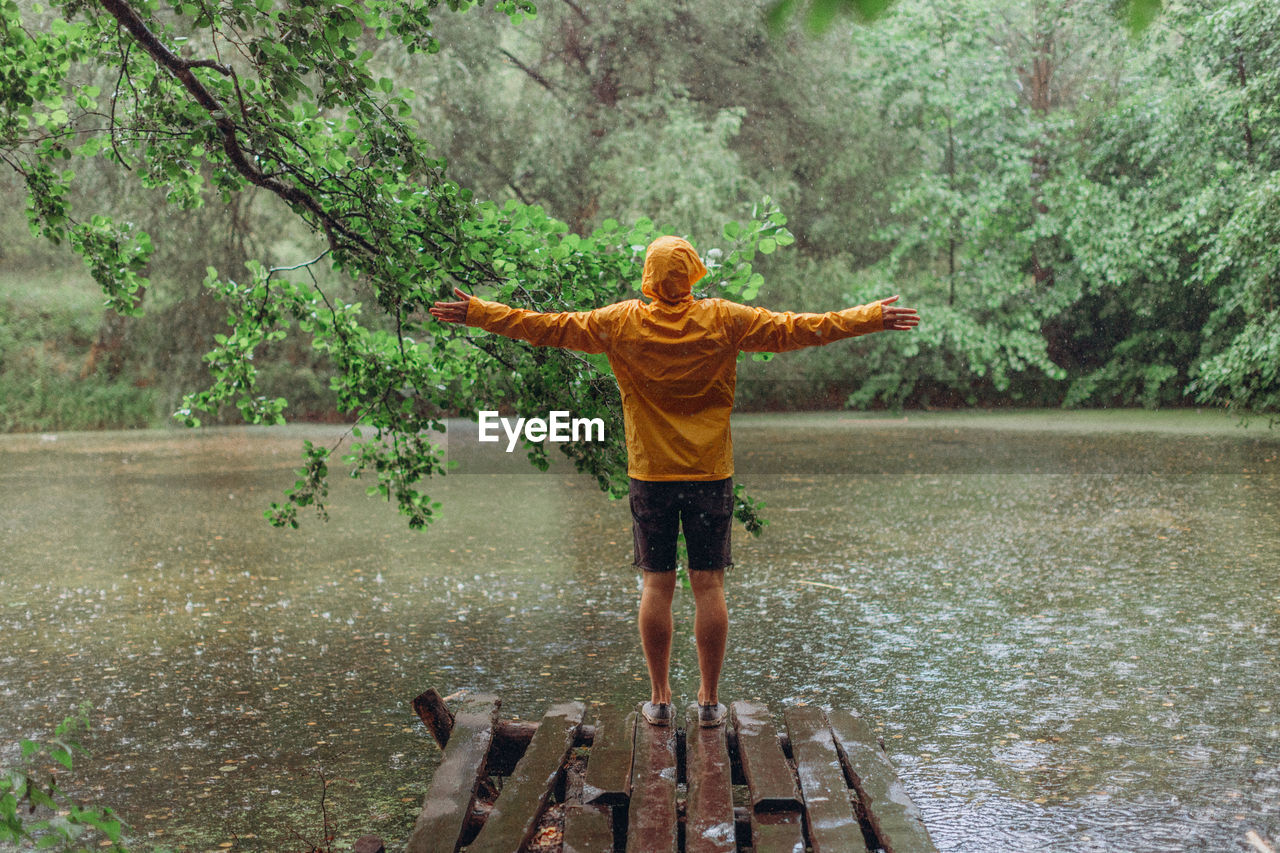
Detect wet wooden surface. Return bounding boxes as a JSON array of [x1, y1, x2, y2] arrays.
[[562, 804, 614, 853], [405, 694, 500, 853], [582, 705, 636, 806], [684, 705, 736, 853], [401, 690, 935, 853], [784, 705, 869, 853], [626, 707, 678, 852], [730, 701, 802, 813], [467, 701, 584, 853], [828, 708, 939, 853], [749, 811, 807, 853]]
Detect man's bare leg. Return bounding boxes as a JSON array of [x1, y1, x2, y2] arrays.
[[689, 569, 728, 706], [639, 570, 677, 705]]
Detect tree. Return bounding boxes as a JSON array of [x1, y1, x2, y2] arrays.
[[396, 0, 779, 245], [0, 0, 784, 528], [1049, 0, 1280, 417], [828, 0, 1116, 407]]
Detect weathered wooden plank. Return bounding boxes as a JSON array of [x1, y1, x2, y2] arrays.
[[405, 694, 500, 853], [784, 705, 869, 853], [684, 704, 736, 853], [467, 701, 584, 853], [562, 804, 614, 853], [730, 701, 802, 813], [625, 709, 677, 852], [828, 708, 938, 853], [583, 705, 636, 806], [750, 811, 806, 853], [412, 688, 457, 749]]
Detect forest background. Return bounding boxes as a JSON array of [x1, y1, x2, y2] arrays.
[[2, 0, 1277, 438]]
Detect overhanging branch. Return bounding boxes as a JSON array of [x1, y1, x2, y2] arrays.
[[95, 0, 376, 255]]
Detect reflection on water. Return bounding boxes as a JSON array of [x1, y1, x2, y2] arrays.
[[1, 411, 1277, 852]]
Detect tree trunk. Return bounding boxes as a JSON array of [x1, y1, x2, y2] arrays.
[[1026, 0, 1056, 288]]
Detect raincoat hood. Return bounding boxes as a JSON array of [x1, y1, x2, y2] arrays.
[[641, 235, 707, 305]]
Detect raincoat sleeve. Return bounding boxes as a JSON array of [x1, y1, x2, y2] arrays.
[[729, 301, 884, 353], [464, 296, 608, 354]]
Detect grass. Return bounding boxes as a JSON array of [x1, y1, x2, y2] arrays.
[[0, 265, 158, 432]]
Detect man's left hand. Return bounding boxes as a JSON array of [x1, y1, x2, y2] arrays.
[[878, 295, 919, 331]]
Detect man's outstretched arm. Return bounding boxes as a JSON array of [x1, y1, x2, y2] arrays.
[[430, 287, 607, 353], [732, 295, 919, 353]]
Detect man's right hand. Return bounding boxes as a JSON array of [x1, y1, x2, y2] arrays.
[[429, 287, 473, 324], [878, 295, 919, 331]]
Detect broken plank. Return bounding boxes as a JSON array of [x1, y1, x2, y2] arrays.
[[583, 705, 636, 806], [730, 701, 801, 813], [563, 804, 614, 853], [405, 694, 500, 853], [684, 705, 735, 853], [784, 705, 868, 853], [467, 701, 584, 853], [412, 688, 456, 749], [625, 710, 677, 852], [828, 708, 937, 853], [411, 688, 544, 777]]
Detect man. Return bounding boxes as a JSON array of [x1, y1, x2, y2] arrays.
[[430, 235, 919, 727]]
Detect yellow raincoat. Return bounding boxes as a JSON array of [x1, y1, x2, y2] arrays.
[[464, 235, 884, 481]]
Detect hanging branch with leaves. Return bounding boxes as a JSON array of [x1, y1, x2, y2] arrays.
[[0, 0, 788, 530]]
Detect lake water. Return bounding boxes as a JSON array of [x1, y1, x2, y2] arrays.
[[1, 411, 1277, 852]]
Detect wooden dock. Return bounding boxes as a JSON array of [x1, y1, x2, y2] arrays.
[[384, 687, 936, 853]]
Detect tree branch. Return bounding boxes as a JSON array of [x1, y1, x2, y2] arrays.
[[499, 47, 558, 96], [109, 28, 133, 170], [267, 249, 331, 279], [95, 0, 376, 256], [560, 0, 590, 24]]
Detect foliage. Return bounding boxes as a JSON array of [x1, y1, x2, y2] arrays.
[[767, 0, 1162, 35], [0, 0, 788, 531], [830, 0, 1101, 405], [0, 285, 156, 431], [0, 703, 127, 851], [400, 0, 817, 249], [1188, 170, 1280, 421], [1048, 0, 1280, 417]]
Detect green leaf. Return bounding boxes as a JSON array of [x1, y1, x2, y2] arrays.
[[50, 747, 72, 770], [28, 787, 57, 810]]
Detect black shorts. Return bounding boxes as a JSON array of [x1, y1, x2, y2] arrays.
[[629, 477, 734, 572]]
